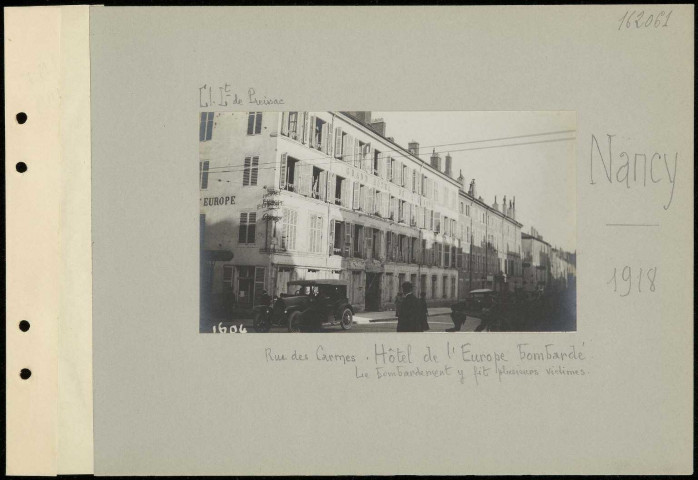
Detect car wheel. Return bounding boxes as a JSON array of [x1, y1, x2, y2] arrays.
[[339, 308, 353, 330], [253, 312, 271, 333], [288, 311, 303, 333]]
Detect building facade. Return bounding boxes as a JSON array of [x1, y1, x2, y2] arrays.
[[456, 176, 523, 295], [200, 111, 462, 313], [521, 228, 552, 292]]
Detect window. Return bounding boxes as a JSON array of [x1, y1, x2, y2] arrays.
[[238, 212, 257, 245], [247, 112, 263, 135], [199, 161, 209, 189], [309, 214, 324, 253], [443, 276, 449, 298], [222, 265, 234, 288], [199, 112, 214, 141], [288, 112, 298, 136], [431, 275, 437, 299], [281, 208, 297, 250], [242, 156, 259, 186], [444, 243, 450, 266], [373, 150, 380, 175], [372, 229, 382, 259], [353, 224, 364, 258]]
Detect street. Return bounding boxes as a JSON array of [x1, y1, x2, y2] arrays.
[[203, 313, 483, 333]]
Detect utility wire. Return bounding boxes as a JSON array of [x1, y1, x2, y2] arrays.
[[205, 128, 576, 171], [206, 135, 575, 176]]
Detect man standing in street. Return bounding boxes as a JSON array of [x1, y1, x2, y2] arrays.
[[397, 282, 422, 332], [419, 291, 430, 331]]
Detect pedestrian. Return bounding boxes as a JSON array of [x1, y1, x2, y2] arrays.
[[397, 282, 422, 332], [395, 290, 404, 320], [419, 291, 430, 331], [260, 289, 272, 306]]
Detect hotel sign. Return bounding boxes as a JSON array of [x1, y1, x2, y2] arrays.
[[201, 195, 236, 207]]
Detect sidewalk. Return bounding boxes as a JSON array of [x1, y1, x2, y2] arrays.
[[353, 307, 452, 324]]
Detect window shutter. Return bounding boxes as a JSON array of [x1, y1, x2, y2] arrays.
[[326, 124, 333, 156], [344, 222, 352, 256], [393, 232, 399, 260], [353, 182, 360, 210], [321, 122, 329, 154], [281, 112, 289, 136], [329, 219, 335, 255], [254, 113, 263, 134], [253, 267, 266, 305], [334, 127, 343, 159], [279, 153, 288, 189], [304, 164, 313, 196], [386, 157, 392, 181], [248, 212, 257, 243], [326, 172, 335, 203], [299, 163, 309, 196], [243, 156, 251, 186], [363, 227, 370, 260], [343, 133, 352, 163], [250, 156, 259, 185], [342, 179, 350, 208], [238, 213, 248, 243], [319, 170, 328, 202], [383, 193, 389, 218], [360, 186, 367, 211], [308, 115, 316, 148]]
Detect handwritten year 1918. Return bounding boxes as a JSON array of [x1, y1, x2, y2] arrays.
[[618, 10, 671, 30], [607, 266, 657, 297]]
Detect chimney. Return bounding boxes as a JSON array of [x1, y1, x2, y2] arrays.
[[493, 196, 500, 212], [370, 118, 386, 136], [469, 179, 477, 198], [347, 111, 372, 124], [457, 169, 465, 187], [408, 141, 420, 157], [513, 196, 516, 220], [430, 148, 441, 170], [444, 152, 453, 177], [502, 195, 507, 215]]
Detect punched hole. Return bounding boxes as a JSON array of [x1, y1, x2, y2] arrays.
[[20, 368, 32, 380], [16, 162, 27, 173], [16, 112, 28, 124], [19, 320, 30, 332]]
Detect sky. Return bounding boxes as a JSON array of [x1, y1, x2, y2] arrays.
[[372, 111, 576, 252]]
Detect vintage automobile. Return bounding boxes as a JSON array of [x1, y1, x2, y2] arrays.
[[449, 289, 497, 330], [252, 279, 354, 333]]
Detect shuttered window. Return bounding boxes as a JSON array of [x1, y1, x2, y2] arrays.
[[238, 212, 257, 244], [199, 112, 214, 141], [309, 215, 324, 253], [281, 208, 298, 250], [199, 161, 209, 190], [243, 156, 259, 186], [247, 112, 263, 135], [254, 267, 266, 305]]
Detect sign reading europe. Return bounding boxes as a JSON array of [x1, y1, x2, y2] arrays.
[[202, 195, 236, 207]]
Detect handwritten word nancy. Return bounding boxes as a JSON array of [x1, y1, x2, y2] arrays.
[[590, 134, 678, 210], [199, 85, 285, 108]]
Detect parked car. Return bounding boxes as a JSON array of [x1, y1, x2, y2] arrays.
[[450, 289, 497, 330], [252, 279, 354, 333]]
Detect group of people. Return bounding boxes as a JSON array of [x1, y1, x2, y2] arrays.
[[394, 281, 430, 332]]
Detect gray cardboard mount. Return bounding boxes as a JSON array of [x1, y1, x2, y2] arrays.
[[90, 6, 694, 475]]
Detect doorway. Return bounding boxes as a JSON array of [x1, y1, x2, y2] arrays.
[[365, 273, 381, 311]]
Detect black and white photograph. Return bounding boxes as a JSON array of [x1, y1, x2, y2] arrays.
[[199, 111, 576, 333]]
